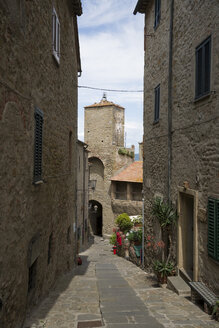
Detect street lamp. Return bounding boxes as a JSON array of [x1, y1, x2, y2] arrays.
[[89, 179, 97, 191]]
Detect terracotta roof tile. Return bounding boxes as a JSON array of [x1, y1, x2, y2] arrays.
[[84, 99, 124, 110], [111, 161, 143, 183]]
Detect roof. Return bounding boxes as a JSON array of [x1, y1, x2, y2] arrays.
[[133, 0, 150, 15], [111, 161, 143, 183], [73, 0, 82, 16], [84, 99, 124, 110]]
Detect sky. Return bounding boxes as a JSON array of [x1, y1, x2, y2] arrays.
[[77, 0, 144, 153]]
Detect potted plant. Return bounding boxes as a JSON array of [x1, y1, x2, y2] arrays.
[[115, 213, 133, 233], [127, 229, 142, 245], [132, 215, 142, 228], [212, 300, 219, 321], [153, 259, 175, 284]]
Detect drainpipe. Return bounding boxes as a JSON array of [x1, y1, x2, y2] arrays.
[[167, 0, 174, 203], [142, 190, 145, 269]]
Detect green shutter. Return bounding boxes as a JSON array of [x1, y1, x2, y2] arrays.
[[216, 201, 219, 261], [208, 198, 216, 259]]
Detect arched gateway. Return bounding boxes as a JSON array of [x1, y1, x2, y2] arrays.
[[89, 200, 103, 236]]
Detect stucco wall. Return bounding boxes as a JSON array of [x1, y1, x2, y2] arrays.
[[0, 1, 79, 327]]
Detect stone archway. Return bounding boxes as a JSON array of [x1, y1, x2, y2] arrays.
[[89, 200, 103, 236]]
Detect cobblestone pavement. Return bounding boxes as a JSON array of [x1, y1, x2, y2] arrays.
[[24, 237, 219, 328]]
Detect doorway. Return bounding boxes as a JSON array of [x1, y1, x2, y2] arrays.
[[177, 187, 198, 281], [89, 200, 103, 236]]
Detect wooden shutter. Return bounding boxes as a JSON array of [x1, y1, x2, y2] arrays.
[[216, 200, 219, 261], [154, 85, 160, 122], [34, 107, 43, 183], [208, 198, 217, 259]]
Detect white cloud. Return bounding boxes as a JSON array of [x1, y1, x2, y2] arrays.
[[78, 0, 144, 150]]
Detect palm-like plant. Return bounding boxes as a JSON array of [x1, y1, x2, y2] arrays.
[[151, 198, 177, 229]]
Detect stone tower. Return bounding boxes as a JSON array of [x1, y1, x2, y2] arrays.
[[84, 95, 134, 236]]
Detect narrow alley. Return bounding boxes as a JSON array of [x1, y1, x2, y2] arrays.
[[24, 238, 219, 328]]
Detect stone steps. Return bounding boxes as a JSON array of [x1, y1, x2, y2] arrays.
[[167, 275, 191, 297]]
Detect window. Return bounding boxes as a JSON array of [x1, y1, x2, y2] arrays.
[[154, 0, 161, 29], [67, 226, 71, 244], [52, 7, 60, 64], [34, 107, 43, 183], [154, 84, 160, 123], [195, 36, 211, 99], [208, 198, 219, 262], [48, 233, 53, 264]]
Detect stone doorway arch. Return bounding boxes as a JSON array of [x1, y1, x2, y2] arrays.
[[89, 200, 103, 236]]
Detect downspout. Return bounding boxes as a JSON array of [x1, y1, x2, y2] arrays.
[[167, 0, 174, 203]]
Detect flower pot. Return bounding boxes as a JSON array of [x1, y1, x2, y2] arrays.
[[157, 273, 167, 284]]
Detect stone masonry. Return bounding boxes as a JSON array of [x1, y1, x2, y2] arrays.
[[134, 0, 219, 293], [84, 96, 134, 236], [0, 1, 82, 327]]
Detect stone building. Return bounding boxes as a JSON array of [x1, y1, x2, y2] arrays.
[[76, 140, 92, 252], [84, 95, 135, 236], [111, 161, 143, 217], [0, 1, 82, 327], [134, 0, 219, 293]]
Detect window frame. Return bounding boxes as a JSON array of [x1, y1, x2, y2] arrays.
[[154, 84, 160, 123], [154, 0, 161, 30], [52, 7, 60, 64], [195, 36, 211, 100], [33, 107, 44, 184], [207, 197, 219, 262]]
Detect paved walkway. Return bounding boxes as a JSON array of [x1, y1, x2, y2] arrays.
[[24, 237, 219, 328]]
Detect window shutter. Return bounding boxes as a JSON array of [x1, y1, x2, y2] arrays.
[[34, 107, 43, 183], [208, 198, 216, 259], [216, 200, 219, 261]]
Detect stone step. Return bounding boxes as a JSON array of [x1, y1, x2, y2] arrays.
[[167, 276, 191, 297]]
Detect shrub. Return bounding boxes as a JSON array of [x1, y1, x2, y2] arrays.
[[118, 148, 134, 159], [109, 233, 116, 245], [115, 213, 133, 233], [127, 229, 142, 243]]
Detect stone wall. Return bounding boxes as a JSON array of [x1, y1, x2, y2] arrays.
[[141, 0, 219, 292], [0, 1, 80, 327], [85, 102, 134, 235]]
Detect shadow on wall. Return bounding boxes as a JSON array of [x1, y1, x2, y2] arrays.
[[23, 256, 90, 327]]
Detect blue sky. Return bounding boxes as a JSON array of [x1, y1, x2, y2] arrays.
[[77, 0, 144, 153]]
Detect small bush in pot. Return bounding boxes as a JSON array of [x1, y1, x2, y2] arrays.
[[115, 213, 133, 233]]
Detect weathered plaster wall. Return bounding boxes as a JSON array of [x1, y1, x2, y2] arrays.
[[0, 1, 79, 327]]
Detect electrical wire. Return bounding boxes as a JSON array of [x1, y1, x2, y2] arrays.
[[78, 85, 143, 93]]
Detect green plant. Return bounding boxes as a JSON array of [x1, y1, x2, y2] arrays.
[[109, 233, 116, 245], [132, 215, 142, 225], [153, 260, 174, 278], [127, 229, 142, 243], [115, 213, 133, 233], [212, 300, 219, 318], [151, 198, 178, 228], [118, 148, 134, 159]]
